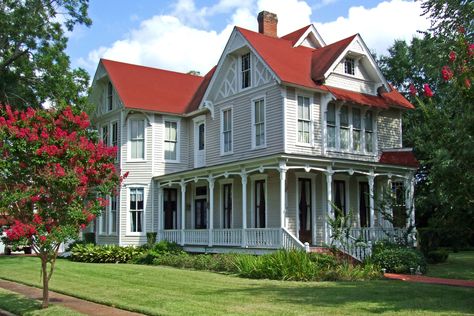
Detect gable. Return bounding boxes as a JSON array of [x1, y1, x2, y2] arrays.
[[281, 24, 326, 49]]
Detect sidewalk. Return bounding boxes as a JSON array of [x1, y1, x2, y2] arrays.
[[0, 279, 144, 316], [384, 273, 474, 288]]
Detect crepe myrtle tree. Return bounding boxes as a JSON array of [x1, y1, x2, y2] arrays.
[[0, 104, 128, 308]]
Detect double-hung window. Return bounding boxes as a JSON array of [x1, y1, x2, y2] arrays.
[[222, 108, 232, 153], [365, 111, 374, 153], [297, 96, 311, 144], [109, 195, 117, 234], [253, 99, 265, 148], [327, 103, 336, 148], [101, 125, 109, 146], [344, 58, 355, 75], [130, 119, 145, 160], [164, 120, 178, 161], [340, 107, 349, 150], [111, 121, 118, 160], [129, 188, 144, 233], [241, 53, 251, 89], [352, 108, 362, 152], [107, 81, 113, 111]]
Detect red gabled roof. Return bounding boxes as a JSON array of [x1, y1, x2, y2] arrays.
[[186, 66, 216, 113], [281, 25, 312, 46], [102, 59, 205, 114], [323, 85, 389, 109], [379, 149, 419, 168]]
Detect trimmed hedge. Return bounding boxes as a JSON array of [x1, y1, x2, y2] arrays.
[[370, 241, 427, 274], [70, 244, 144, 263]]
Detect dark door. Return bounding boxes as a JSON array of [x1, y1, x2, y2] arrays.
[[254, 180, 266, 228], [359, 182, 370, 227], [195, 199, 207, 229], [222, 183, 232, 228], [163, 188, 177, 229], [298, 178, 312, 243]]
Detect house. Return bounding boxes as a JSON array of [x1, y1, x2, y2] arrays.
[[89, 11, 418, 259]]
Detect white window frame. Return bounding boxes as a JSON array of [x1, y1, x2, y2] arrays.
[[219, 179, 234, 229], [251, 96, 266, 149], [127, 186, 146, 236], [220, 105, 233, 155], [108, 194, 118, 235], [163, 117, 181, 163], [240, 52, 252, 90], [344, 58, 356, 76], [128, 117, 146, 162], [296, 94, 313, 146], [250, 174, 268, 228], [99, 201, 108, 236]]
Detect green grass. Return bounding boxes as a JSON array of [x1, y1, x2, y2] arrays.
[[0, 287, 83, 315], [427, 251, 474, 280], [0, 256, 473, 315]]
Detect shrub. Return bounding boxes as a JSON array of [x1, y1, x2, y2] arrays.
[[82, 232, 96, 245], [426, 249, 449, 264], [370, 243, 427, 274], [70, 244, 143, 263]]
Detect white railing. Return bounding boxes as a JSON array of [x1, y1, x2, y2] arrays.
[[281, 228, 305, 251], [184, 229, 209, 245], [160, 230, 181, 244], [213, 229, 242, 246], [333, 237, 372, 262], [246, 228, 281, 248], [349, 227, 407, 243]]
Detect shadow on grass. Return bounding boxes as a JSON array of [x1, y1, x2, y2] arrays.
[[0, 291, 41, 314], [214, 279, 474, 314]]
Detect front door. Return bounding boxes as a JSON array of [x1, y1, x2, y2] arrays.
[[195, 199, 207, 229], [298, 178, 312, 243], [194, 122, 205, 168], [163, 188, 177, 229]]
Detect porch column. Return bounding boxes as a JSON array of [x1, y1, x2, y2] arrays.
[[180, 180, 186, 246], [405, 174, 416, 245], [325, 167, 333, 244], [368, 171, 375, 239], [208, 176, 215, 247], [157, 184, 163, 241], [241, 171, 248, 247], [279, 161, 287, 229], [386, 175, 393, 228]]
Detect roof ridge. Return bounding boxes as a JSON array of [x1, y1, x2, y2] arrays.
[[101, 58, 204, 78]]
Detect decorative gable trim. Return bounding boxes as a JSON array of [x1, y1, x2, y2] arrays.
[[293, 24, 326, 48]]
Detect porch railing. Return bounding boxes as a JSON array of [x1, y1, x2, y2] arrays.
[[349, 227, 407, 243], [281, 227, 305, 251], [245, 228, 281, 248], [213, 229, 242, 246], [160, 229, 181, 244], [184, 229, 209, 245]]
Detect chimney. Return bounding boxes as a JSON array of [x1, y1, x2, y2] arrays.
[[257, 11, 278, 37]]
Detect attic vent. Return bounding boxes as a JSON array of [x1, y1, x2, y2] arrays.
[[257, 11, 278, 38]]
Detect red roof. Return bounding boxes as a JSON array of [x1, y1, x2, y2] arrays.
[[102, 59, 206, 114], [323, 85, 389, 109], [379, 150, 419, 168], [281, 25, 312, 46], [186, 66, 216, 113]]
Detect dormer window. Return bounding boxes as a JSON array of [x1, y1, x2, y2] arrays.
[[344, 58, 355, 75], [107, 81, 113, 111], [241, 53, 251, 89]]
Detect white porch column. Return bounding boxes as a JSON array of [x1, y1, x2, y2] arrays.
[[368, 171, 375, 239], [241, 171, 248, 247], [279, 161, 287, 229], [406, 174, 416, 245], [180, 180, 186, 246], [385, 175, 393, 228], [208, 176, 215, 247], [157, 184, 163, 241], [325, 167, 333, 244]]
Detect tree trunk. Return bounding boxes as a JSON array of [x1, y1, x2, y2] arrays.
[[41, 256, 49, 309]]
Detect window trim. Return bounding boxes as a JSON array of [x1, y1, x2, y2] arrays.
[[107, 81, 113, 112], [344, 57, 356, 76], [240, 52, 252, 91], [126, 186, 146, 236], [296, 94, 313, 147], [127, 117, 146, 162], [220, 105, 233, 155], [219, 179, 234, 229], [250, 174, 268, 228], [251, 96, 266, 149], [163, 116, 181, 163], [108, 194, 118, 235]]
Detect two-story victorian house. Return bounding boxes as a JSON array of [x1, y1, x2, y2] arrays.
[[90, 11, 418, 259]]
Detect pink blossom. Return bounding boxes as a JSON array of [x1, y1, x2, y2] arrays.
[[441, 66, 454, 81], [449, 51, 456, 62], [423, 84, 433, 98], [409, 83, 417, 96]]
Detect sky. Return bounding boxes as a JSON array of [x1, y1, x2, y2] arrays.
[[66, 0, 432, 78]]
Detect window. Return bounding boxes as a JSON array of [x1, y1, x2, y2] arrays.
[[352, 108, 362, 152], [164, 120, 178, 161], [241, 53, 251, 89], [222, 108, 232, 153], [130, 119, 145, 159], [334, 180, 346, 219], [327, 103, 336, 148], [195, 186, 207, 229], [222, 183, 232, 229], [392, 182, 407, 228], [129, 188, 144, 233], [253, 99, 265, 147], [359, 182, 369, 227], [254, 180, 266, 228], [99, 202, 107, 235], [344, 58, 355, 75], [365, 111, 374, 153], [101, 125, 109, 145], [109, 195, 117, 234], [198, 123, 205, 150], [111, 121, 118, 160], [298, 178, 312, 242], [107, 81, 113, 111], [325, 103, 375, 154], [297, 96, 311, 144]]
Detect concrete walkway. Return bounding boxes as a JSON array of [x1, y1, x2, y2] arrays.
[[384, 273, 474, 288], [0, 279, 144, 316]]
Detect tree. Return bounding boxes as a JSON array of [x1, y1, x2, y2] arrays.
[[0, 0, 92, 110], [0, 104, 126, 308], [378, 0, 474, 250]]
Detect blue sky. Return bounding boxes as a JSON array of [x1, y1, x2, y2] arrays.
[[66, 0, 430, 77]]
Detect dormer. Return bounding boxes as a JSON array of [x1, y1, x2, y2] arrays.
[[281, 24, 326, 49]]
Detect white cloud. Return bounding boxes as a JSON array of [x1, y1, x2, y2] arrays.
[[80, 0, 430, 77], [315, 0, 430, 55]]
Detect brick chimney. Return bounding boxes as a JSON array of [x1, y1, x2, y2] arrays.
[[257, 11, 278, 37]]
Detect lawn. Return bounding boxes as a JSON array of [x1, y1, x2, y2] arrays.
[[0, 256, 472, 316], [0, 287, 83, 315], [427, 251, 474, 280]]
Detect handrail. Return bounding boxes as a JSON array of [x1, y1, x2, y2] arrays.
[[281, 227, 305, 251]]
